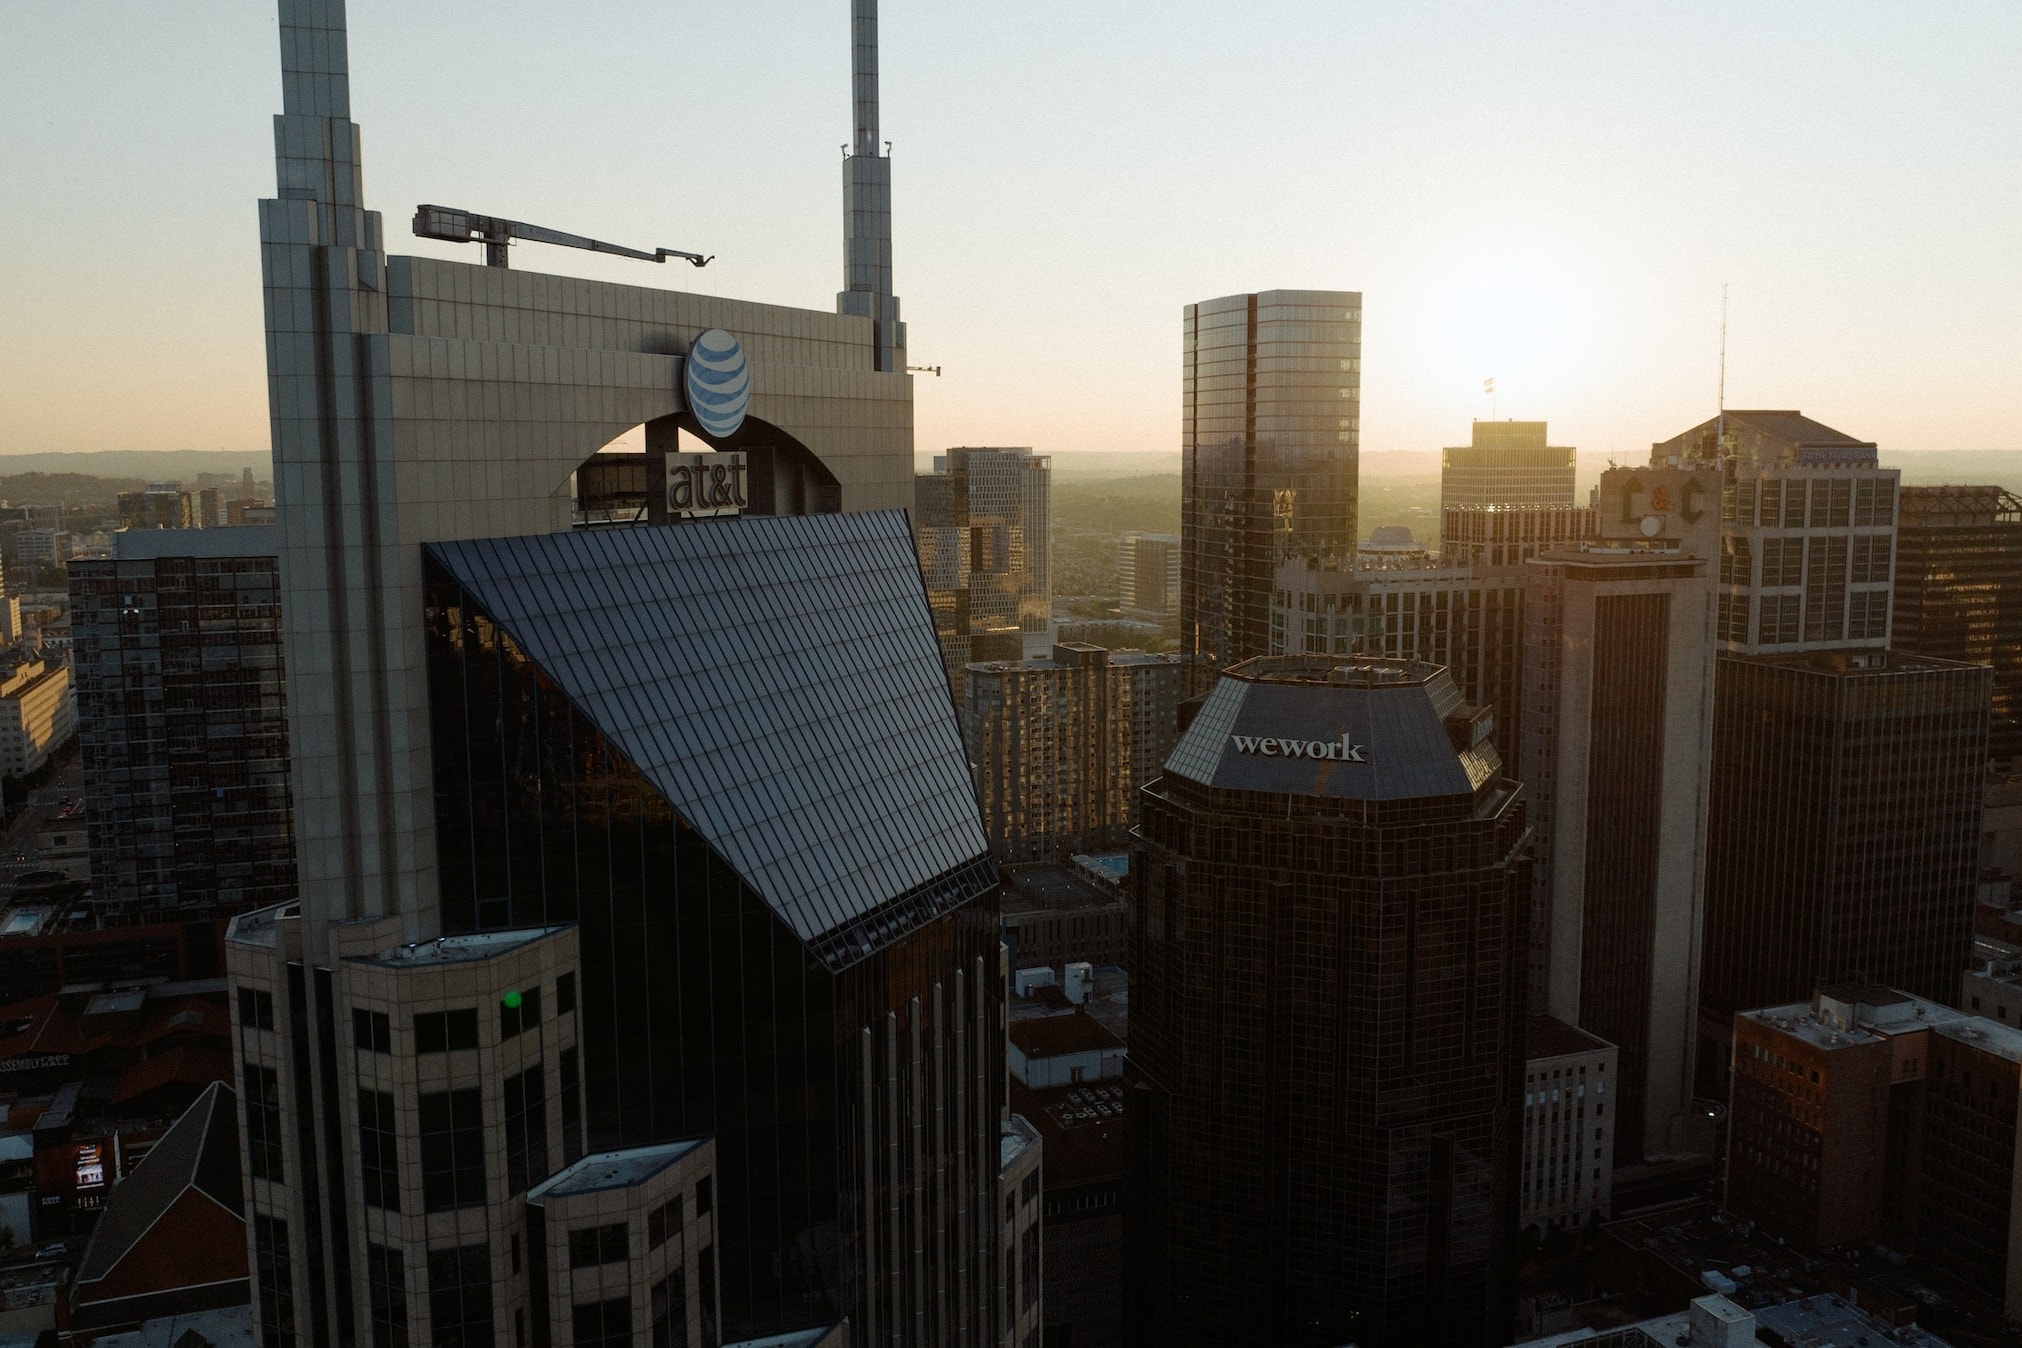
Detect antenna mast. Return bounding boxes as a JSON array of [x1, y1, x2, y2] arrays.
[[1716, 283, 1729, 452]]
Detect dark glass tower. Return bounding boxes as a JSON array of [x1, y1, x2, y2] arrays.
[[1892, 485, 2022, 765], [1126, 656, 1529, 1347], [421, 513, 1004, 1340], [1698, 649, 1990, 1092], [1182, 291, 1362, 689]]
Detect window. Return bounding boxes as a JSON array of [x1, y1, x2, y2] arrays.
[[500, 985, 542, 1040], [570, 1222, 630, 1268], [238, 986, 275, 1031], [573, 1298, 632, 1348], [1021, 1227, 1041, 1309], [648, 1195, 684, 1251], [366, 1243, 408, 1348], [254, 1215, 295, 1348], [504, 1066, 548, 1196], [427, 1244, 493, 1348], [244, 1063, 284, 1182], [695, 1176, 712, 1217], [414, 1009, 479, 1054], [358, 1089, 400, 1211], [556, 972, 576, 1017], [353, 1008, 391, 1054], [419, 1089, 487, 1210], [698, 1244, 717, 1343], [560, 1048, 583, 1163], [650, 1271, 689, 1348]]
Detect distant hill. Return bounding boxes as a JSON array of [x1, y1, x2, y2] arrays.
[[0, 450, 272, 482], [0, 472, 150, 507]]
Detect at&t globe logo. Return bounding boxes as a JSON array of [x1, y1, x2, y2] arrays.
[[684, 328, 750, 439]]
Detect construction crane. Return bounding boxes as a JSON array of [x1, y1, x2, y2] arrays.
[[412, 205, 712, 269]]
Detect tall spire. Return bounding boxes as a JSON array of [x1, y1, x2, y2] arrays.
[[851, 0, 879, 157], [272, 0, 376, 251], [839, 0, 902, 371]]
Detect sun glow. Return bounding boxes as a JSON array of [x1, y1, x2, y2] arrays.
[[1417, 247, 1598, 420]]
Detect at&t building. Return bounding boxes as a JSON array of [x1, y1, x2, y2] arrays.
[[226, 3, 1007, 1347]]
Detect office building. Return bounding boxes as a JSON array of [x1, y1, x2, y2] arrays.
[[1127, 656, 1529, 1346], [1699, 651, 1989, 1091], [1651, 410, 1898, 654], [1440, 420, 1576, 512], [965, 643, 1188, 861], [998, 861, 1129, 971], [227, 3, 1007, 1345], [1181, 290, 1362, 687], [1892, 485, 2022, 765], [1521, 464, 1719, 1162], [117, 485, 196, 532], [1520, 1017, 1616, 1236], [1001, 1115, 1045, 1348], [0, 656, 73, 779], [1270, 553, 1529, 756], [915, 446, 1051, 693], [68, 527, 293, 924], [1726, 986, 2022, 1320], [1117, 532, 1181, 618], [1440, 503, 1596, 570]]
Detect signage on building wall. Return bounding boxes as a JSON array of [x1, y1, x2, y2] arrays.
[[1230, 732, 1366, 763], [666, 452, 749, 519], [0, 1053, 72, 1074], [683, 328, 751, 439]]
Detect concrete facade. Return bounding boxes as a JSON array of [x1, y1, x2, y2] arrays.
[[1440, 420, 1576, 513], [0, 659, 74, 779], [1521, 464, 1719, 1164], [261, 0, 914, 953]]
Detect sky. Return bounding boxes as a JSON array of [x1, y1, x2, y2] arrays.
[[3, 0, 2018, 463]]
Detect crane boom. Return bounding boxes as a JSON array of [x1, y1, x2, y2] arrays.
[[412, 204, 711, 269]]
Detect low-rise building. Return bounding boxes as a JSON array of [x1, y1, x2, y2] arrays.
[[1727, 984, 2022, 1320], [0, 659, 73, 779], [1521, 1016, 1617, 1235], [1000, 863, 1128, 971]]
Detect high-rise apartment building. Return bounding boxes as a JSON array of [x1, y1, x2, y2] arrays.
[[1652, 410, 1898, 653], [964, 643, 1188, 861], [228, 3, 1009, 1345], [1699, 651, 1989, 1092], [1116, 532, 1180, 618], [1521, 464, 1719, 1163], [915, 446, 1051, 693], [1892, 485, 2022, 765], [68, 527, 294, 924], [1127, 656, 1529, 1346], [1181, 290, 1362, 687], [1440, 421, 1576, 513]]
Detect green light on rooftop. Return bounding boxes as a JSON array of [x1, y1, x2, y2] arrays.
[[502, 990, 523, 1010]]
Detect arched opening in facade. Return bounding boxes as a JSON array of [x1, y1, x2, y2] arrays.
[[573, 413, 843, 526]]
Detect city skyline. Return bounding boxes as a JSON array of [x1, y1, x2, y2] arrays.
[[4, 1, 2019, 463]]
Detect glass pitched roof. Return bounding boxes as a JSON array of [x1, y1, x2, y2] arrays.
[[427, 512, 993, 959]]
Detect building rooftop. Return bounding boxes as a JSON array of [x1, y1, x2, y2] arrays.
[[527, 1139, 708, 1200], [1527, 1015, 1614, 1062], [1732, 648, 1986, 680], [90, 1305, 256, 1348], [1651, 410, 1879, 468], [1010, 1077, 1122, 1189], [1009, 1012, 1124, 1060], [1070, 851, 1129, 886], [75, 1081, 242, 1288], [1165, 656, 1502, 803], [1001, 1113, 1041, 1172], [351, 926, 569, 969], [1736, 986, 2022, 1061], [108, 526, 278, 562], [1000, 864, 1120, 918], [427, 513, 995, 973]]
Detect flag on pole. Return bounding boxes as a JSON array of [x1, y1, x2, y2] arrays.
[[1483, 377, 1495, 395]]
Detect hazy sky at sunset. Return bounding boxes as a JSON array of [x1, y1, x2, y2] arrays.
[[3, 1, 2017, 462]]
